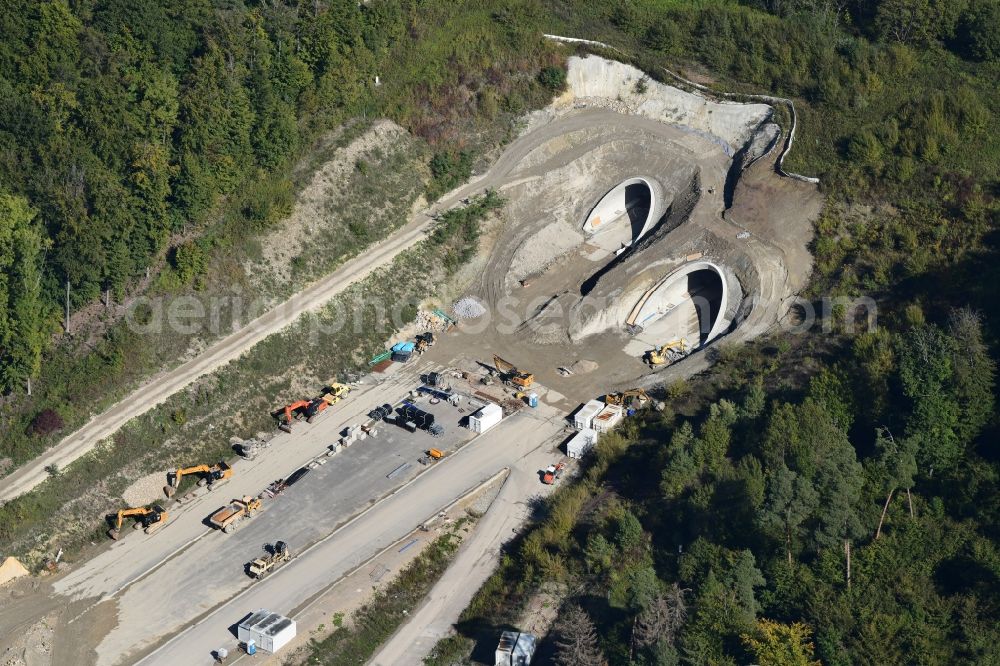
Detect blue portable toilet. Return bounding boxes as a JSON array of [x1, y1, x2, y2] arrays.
[[528, 393, 539, 408], [626, 408, 636, 417], [246, 640, 256, 655]]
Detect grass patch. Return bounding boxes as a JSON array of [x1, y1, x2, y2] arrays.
[[301, 526, 467, 666], [0, 192, 501, 565]]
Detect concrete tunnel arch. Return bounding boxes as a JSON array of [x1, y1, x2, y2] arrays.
[[583, 177, 657, 250], [626, 261, 729, 347]]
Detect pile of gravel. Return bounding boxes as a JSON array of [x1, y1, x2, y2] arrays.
[[452, 297, 486, 320], [122, 470, 169, 506]]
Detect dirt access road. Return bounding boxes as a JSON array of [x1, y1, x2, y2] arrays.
[[134, 404, 569, 666], [0, 108, 664, 505], [369, 463, 544, 666]]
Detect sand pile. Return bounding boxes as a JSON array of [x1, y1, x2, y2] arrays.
[[122, 470, 169, 506], [453, 297, 486, 319], [570, 359, 599, 374], [0, 556, 29, 587]]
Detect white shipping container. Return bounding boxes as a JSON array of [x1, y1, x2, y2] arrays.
[[592, 404, 623, 433], [470, 402, 503, 434], [567, 428, 599, 459], [573, 400, 605, 430], [495, 630, 536, 665], [238, 610, 296, 654]]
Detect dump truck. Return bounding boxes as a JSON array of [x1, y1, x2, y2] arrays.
[[209, 496, 262, 533], [248, 541, 290, 579], [164, 461, 232, 497], [108, 505, 168, 540], [542, 462, 566, 485]]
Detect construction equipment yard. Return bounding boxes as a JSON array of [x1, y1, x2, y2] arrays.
[[0, 53, 822, 666]]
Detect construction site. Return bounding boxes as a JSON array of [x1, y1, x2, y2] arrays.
[[0, 54, 820, 666]]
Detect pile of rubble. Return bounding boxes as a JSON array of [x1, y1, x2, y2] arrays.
[[233, 433, 275, 460], [452, 297, 486, 319], [412, 309, 450, 332]]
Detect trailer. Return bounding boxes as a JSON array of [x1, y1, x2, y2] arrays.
[[469, 402, 503, 434], [238, 609, 296, 654], [573, 399, 605, 430]]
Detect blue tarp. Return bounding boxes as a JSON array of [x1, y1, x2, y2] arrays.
[[392, 341, 416, 353]]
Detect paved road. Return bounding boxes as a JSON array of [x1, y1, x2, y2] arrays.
[[53, 363, 428, 605], [134, 405, 568, 666], [370, 465, 542, 666], [0, 108, 645, 505]]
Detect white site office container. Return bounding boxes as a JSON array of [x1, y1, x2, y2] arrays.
[[592, 404, 623, 433], [470, 402, 503, 434], [495, 630, 536, 666], [573, 399, 605, 430], [237, 609, 296, 654], [567, 428, 599, 459]]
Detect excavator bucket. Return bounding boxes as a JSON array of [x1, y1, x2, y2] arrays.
[[108, 528, 121, 540]]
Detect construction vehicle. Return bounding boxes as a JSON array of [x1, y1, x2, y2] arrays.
[[108, 505, 168, 540], [418, 448, 444, 465], [164, 461, 232, 497], [605, 388, 652, 407], [542, 462, 566, 485], [645, 338, 690, 366], [274, 382, 351, 433], [248, 541, 290, 579], [493, 355, 534, 389], [209, 496, 262, 533], [274, 399, 311, 433], [415, 331, 436, 354]]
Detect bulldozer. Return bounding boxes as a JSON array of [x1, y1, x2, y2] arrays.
[[108, 505, 168, 540], [605, 388, 651, 408], [644, 338, 690, 366], [164, 461, 232, 497], [493, 354, 534, 389]]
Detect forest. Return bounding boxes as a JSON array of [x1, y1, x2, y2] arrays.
[[0, 0, 558, 397], [0, 0, 559, 466], [0, 0, 998, 664]]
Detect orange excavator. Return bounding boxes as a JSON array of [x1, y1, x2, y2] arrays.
[[274, 382, 351, 433], [274, 400, 311, 433], [164, 461, 232, 497], [108, 505, 168, 540]]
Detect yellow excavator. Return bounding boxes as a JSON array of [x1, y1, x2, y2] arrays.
[[605, 388, 652, 407], [644, 338, 690, 366], [108, 505, 168, 540], [493, 354, 534, 389], [164, 461, 233, 497]]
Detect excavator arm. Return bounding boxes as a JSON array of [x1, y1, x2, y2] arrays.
[[166, 461, 232, 497], [171, 464, 211, 487], [113, 507, 153, 532], [108, 505, 167, 539]]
